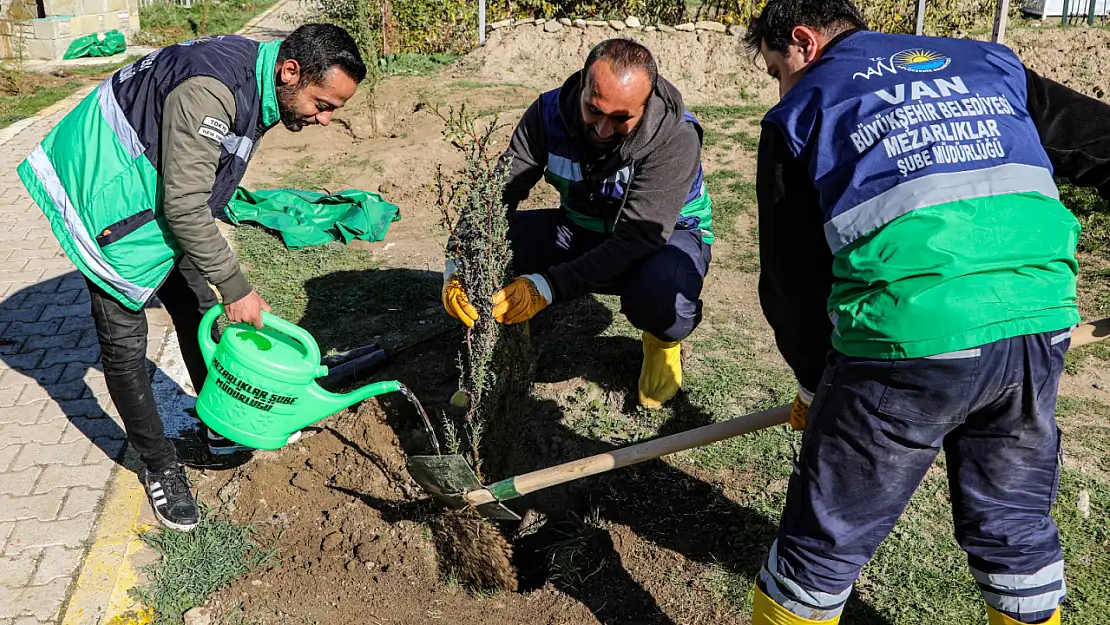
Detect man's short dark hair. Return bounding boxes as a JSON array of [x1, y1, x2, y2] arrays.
[[743, 0, 868, 55], [582, 38, 658, 91], [278, 23, 367, 85]]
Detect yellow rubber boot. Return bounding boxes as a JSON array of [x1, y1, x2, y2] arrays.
[[987, 607, 1061, 625], [638, 332, 682, 409], [753, 585, 840, 625]]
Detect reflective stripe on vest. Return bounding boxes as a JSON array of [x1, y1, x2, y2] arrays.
[[824, 162, 1059, 252], [97, 79, 144, 159], [221, 133, 254, 160], [24, 146, 155, 303]]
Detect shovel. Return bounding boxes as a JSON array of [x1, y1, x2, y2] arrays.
[[409, 317, 1110, 521]]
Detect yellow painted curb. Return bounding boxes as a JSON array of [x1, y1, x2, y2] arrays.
[[61, 461, 153, 625]]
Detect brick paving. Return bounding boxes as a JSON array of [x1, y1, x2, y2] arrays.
[[0, 5, 302, 622], [0, 99, 175, 624]]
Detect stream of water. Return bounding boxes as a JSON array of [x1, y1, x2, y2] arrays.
[[398, 384, 442, 456]]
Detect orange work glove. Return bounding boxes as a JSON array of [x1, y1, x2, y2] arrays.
[[790, 386, 815, 431], [442, 260, 478, 328], [491, 274, 552, 325]]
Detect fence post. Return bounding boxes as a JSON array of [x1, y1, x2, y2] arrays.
[[1088, 0, 1097, 25], [479, 0, 486, 45], [992, 0, 1011, 42], [915, 0, 927, 35], [1062, 0, 1070, 25]]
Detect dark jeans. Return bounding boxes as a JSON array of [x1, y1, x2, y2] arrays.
[[509, 209, 712, 342], [86, 257, 218, 472], [762, 331, 1071, 623]]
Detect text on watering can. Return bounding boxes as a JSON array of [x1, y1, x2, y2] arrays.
[[212, 359, 298, 411]]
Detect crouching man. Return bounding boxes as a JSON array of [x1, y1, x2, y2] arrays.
[[442, 38, 714, 409]]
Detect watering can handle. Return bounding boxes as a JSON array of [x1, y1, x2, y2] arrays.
[[197, 304, 324, 370]]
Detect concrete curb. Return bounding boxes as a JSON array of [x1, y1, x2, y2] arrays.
[[59, 451, 155, 625]]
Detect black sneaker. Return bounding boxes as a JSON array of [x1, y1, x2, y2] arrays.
[[204, 427, 254, 457], [142, 464, 199, 532]]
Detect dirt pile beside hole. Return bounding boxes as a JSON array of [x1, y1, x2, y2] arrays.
[[454, 27, 779, 105], [1007, 27, 1110, 100], [433, 508, 518, 592], [198, 399, 598, 624], [457, 25, 1110, 106]]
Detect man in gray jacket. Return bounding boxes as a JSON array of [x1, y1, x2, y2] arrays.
[[443, 39, 714, 409], [20, 24, 366, 531]]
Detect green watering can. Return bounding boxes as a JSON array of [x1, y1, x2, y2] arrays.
[[195, 304, 402, 450]]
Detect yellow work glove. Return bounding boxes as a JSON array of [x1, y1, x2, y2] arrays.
[[790, 385, 815, 431], [442, 260, 478, 328], [491, 274, 552, 325]]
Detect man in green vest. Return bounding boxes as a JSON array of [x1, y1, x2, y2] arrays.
[[18, 24, 366, 532], [442, 39, 714, 409]]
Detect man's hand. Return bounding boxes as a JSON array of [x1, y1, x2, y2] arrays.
[[443, 274, 478, 328], [790, 385, 815, 431], [225, 290, 271, 329], [492, 275, 552, 325]]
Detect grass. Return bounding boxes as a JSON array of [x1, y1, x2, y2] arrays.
[[380, 53, 459, 77], [1060, 182, 1110, 257], [0, 56, 137, 129], [278, 156, 334, 191], [704, 170, 756, 241], [136, 0, 277, 48], [689, 103, 770, 123], [545, 511, 608, 589], [0, 79, 81, 129], [565, 384, 655, 444], [234, 225, 440, 355], [133, 510, 274, 624], [704, 128, 761, 151]]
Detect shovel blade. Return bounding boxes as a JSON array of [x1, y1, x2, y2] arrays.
[[407, 454, 521, 521]]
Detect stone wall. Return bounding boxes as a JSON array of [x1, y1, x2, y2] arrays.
[[486, 15, 744, 37]]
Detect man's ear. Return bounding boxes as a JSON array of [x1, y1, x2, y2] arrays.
[[278, 59, 300, 86], [790, 25, 825, 63]]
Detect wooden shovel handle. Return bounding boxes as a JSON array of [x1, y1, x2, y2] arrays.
[[467, 317, 1110, 507], [1071, 317, 1110, 349], [467, 403, 792, 506]]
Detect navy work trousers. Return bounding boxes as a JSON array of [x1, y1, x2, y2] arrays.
[[508, 209, 712, 342], [86, 257, 217, 472], [762, 331, 1071, 623]]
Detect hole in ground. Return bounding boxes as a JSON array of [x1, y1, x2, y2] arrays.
[[509, 509, 611, 593]]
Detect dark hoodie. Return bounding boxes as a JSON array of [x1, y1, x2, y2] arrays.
[[499, 71, 704, 302]]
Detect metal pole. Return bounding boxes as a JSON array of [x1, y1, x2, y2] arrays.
[[1062, 0, 1070, 25], [915, 0, 927, 35], [992, 0, 1011, 43], [1088, 0, 1097, 25], [477, 0, 486, 45]]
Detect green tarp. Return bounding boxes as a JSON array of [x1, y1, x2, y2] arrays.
[[63, 30, 126, 60], [225, 187, 401, 249]]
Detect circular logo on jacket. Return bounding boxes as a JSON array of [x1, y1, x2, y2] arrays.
[[892, 49, 951, 73]]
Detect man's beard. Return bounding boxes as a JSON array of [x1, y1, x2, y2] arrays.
[[586, 128, 623, 154], [276, 83, 308, 132]]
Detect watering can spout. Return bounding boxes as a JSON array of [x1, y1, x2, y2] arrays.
[[297, 379, 403, 431]]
